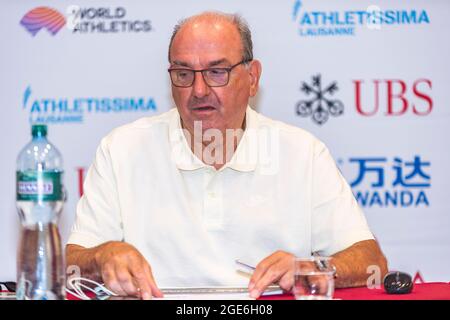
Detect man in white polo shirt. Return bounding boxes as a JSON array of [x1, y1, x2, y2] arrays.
[[66, 11, 388, 300]]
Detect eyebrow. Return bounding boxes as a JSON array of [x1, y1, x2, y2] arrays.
[[208, 59, 230, 67], [171, 58, 231, 69], [171, 61, 192, 68]]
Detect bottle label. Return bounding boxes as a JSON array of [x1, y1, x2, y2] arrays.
[[16, 171, 63, 201]]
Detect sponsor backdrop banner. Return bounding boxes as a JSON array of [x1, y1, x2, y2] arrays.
[[1, 0, 448, 282]]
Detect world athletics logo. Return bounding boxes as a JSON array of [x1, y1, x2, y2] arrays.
[[292, 0, 430, 37], [20, 7, 66, 36], [20, 6, 153, 36]]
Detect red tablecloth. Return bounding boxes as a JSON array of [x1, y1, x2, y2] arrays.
[[4, 282, 449, 300], [261, 282, 450, 300]]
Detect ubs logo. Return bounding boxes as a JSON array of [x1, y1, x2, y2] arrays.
[[295, 74, 344, 125]]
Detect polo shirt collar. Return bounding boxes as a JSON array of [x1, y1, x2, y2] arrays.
[[168, 106, 258, 172]]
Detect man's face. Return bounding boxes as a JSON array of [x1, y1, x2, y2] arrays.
[[169, 18, 261, 135]]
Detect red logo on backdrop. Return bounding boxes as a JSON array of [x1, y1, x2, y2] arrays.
[[354, 79, 433, 116], [76, 167, 86, 197], [413, 271, 425, 284]]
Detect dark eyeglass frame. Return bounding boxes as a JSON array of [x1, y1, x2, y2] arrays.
[[168, 59, 252, 88]]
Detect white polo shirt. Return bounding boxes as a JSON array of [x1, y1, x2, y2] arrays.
[[67, 106, 374, 287]]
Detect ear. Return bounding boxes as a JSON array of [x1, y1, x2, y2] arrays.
[[248, 60, 262, 97]]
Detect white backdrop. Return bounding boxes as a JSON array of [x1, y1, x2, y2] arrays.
[[1, 0, 449, 282]]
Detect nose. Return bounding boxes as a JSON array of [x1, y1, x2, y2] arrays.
[[192, 71, 210, 98]]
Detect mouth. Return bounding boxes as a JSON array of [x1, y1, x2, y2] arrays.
[[191, 105, 217, 112]]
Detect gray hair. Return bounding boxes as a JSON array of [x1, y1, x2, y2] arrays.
[[168, 11, 254, 63]]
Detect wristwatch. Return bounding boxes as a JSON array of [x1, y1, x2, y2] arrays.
[[313, 255, 338, 279], [331, 264, 338, 279]]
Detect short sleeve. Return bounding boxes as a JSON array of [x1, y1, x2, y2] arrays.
[[67, 136, 124, 248], [311, 142, 374, 256]]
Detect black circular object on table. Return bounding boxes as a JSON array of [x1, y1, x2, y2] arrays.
[[383, 271, 414, 294]]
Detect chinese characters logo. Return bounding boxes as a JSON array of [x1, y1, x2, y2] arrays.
[[342, 156, 431, 207]]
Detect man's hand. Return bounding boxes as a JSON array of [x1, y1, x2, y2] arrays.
[[95, 242, 163, 299], [66, 242, 163, 300], [248, 251, 295, 299], [248, 240, 388, 299]]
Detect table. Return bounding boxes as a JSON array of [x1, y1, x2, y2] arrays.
[[262, 282, 450, 300], [3, 282, 449, 300]]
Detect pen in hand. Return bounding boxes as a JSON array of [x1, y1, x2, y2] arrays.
[[235, 259, 256, 274]]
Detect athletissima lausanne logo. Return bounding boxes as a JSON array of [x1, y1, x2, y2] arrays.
[[20, 7, 66, 36], [292, 0, 430, 37], [22, 86, 158, 124]]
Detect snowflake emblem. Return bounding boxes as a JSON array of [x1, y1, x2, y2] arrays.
[[296, 74, 344, 125]]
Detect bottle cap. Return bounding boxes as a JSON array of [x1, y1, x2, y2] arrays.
[[31, 124, 47, 138]]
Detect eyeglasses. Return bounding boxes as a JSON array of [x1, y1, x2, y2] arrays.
[[168, 59, 252, 88]]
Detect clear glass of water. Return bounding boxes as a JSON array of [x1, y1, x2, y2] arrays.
[[293, 256, 335, 300]]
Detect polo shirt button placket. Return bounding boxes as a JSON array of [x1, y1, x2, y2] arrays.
[[203, 169, 223, 230]]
